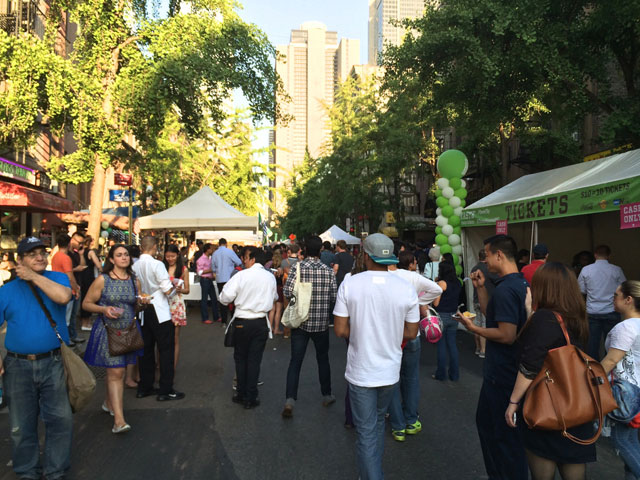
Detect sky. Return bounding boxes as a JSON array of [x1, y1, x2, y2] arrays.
[[235, 0, 370, 62]]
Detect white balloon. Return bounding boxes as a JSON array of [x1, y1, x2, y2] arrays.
[[442, 224, 454, 236], [449, 196, 461, 208], [453, 206, 463, 216], [452, 245, 463, 255], [448, 234, 461, 246], [460, 179, 466, 188], [101, 230, 109, 238], [437, 178, 449, 190], [442, 187, 454, 199], [436, 207, 442, 216], [435, 215, 448, 227]]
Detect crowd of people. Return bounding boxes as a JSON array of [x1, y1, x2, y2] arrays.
[[0, 231, 638, 480]]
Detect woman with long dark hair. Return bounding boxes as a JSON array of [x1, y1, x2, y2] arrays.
[[505, 262, 594, 480], [601, 280, 640, 479], [433, 260, 462, 381], [78, 235, 103, 331], [83, 244, 146, 434], [163, 244, 189, 370]]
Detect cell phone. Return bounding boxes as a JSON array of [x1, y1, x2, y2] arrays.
[[512, 412, 517, 426]]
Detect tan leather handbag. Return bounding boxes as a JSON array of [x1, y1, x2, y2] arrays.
[[522, 312, 617, 445]]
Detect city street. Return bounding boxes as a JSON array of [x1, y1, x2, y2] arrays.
[[0, 306, 625, 480]]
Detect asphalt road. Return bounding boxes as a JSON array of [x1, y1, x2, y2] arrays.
[[0, 306, 625, 479]]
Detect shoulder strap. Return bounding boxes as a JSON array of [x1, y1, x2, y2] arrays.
[[552, 312, 572, 346], [26, 281, 64, 343]]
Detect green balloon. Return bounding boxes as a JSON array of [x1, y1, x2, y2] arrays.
[[452, 253, 459, 265], [440, 244, 452, 254], [437, 149, 469, 179], [441, 205, 454, 217], [435, 234, 448, 246], [453, 226, 461, 235], [460, 199, 466, 207], [436, 196, 449, 208], [455, 264, 463, 276], [449, 177, 462, 189], [435, 189, 442, 197], [435, 226, 443, 235], [449, 215, 461, 227], [454, 188, 468, 200]]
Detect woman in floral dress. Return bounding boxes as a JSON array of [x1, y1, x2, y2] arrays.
[[83, 244, 146, 434]]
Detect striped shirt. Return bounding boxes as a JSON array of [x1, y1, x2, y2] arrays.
[[283, 258, 337, 333]]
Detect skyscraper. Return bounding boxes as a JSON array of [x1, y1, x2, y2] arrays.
[[272, 22, 359, 214], [368, 0, 425, 65]]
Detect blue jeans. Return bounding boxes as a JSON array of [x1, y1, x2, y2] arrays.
[[349, 382, 397, 480], [587, 312, 620, 360], [3, 352, 73, 480], [285, 328, 331, 400], [611, 421, 640, 478], [388, 337, 421, 430], [199, 277, 219, 322], [435, 312, 459, 381]]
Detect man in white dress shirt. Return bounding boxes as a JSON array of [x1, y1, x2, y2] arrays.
[[578, 244, 626, 360], [220, 246, 277, 409], [132, 236, 184, 401]]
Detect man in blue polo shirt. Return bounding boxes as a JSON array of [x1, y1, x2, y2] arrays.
[[456, 235, 529, 480], [211, 238, 242, 325], [0, 236, 73, 480]]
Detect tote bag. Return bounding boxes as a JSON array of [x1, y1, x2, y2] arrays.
[[281, 262, 312, 329]]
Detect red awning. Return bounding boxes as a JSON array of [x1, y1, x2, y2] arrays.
[[0, 181, 74, 213]]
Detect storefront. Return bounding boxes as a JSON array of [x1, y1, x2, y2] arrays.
[[0, 157, 74, 250]]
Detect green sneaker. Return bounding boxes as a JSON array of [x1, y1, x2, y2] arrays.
[[391, 429, 406, 442], [406, 420, 422, 435]]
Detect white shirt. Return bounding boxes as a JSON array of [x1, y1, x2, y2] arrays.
[[389, 268, 443, 305], [333, 270, 419, 387], [219, 263, 277, 335], [132, 253, 173, 324], [578, 259, 626, 314], [605, 317, 640, 387]]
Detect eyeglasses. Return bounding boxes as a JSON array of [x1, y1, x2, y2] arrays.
[[24, 250, 47, 259]]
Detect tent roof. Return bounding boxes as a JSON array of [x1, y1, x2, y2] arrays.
[[469, 149, 640, 208], [138, 186, 257, 231], [319, 225, 361, 245]]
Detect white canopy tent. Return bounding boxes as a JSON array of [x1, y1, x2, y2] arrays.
[[138, 186, 258, 231], [460, 148, 640, 308], [195, 230, 262, 245], [319, 225, 361, 245]]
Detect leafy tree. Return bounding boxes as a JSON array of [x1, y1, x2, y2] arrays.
[[0, 0, 282, 243]]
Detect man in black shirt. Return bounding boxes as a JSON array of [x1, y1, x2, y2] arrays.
[[332, 240, 353, 288]]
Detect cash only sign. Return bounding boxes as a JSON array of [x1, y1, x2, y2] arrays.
[[461, 178, 640, 228]]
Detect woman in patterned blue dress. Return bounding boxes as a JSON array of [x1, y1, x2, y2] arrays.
[[83, 244, 146, 434]]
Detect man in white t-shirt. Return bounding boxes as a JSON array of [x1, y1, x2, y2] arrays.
[[334, 233, 419, 480]]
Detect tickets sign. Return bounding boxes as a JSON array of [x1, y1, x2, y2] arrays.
[[620, 202, 640, 230]]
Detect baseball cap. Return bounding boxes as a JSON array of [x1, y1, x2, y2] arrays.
[[533, 243, 549, 257], [17, 236, 46, 255], [363, 233, 398, 265]]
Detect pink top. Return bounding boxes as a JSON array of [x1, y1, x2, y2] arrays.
[[196, 254, 213, 279]]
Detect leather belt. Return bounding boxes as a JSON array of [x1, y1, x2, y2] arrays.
[[6, 348, 61, 361]]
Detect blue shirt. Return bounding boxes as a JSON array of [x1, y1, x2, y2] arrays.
[[320, 250, 336, 268], [483, 272, 529, 388], [211, 246, 242, 283], [0, 271, 70, 354]]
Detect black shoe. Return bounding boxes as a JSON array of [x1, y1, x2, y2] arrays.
[[71, 337, 86, 344], [136, 388, 158, 398], [244, 399, 260, 409], [157, 390, 185, 401], [67, 340, 76, 347], [232, 394, 244, 405]]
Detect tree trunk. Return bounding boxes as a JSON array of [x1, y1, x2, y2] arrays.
[[87, 156, 106, 248]]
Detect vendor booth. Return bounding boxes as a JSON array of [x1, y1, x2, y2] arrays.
[[461, 149, 640, 303], [319, 225, 361, 245]]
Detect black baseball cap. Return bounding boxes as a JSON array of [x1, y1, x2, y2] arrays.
[[17, 236, 46, 255]]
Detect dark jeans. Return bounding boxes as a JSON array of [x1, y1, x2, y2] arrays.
[[476, 380, 528, 480], [139, 306, 175, 395], [435, 312, 459, 381], [217, 282, 230, 323], [199, 277, 219, 321], [3, 352, 73, 480], [587, 311, 621, 360], [285, 328, 331, 400], [233, 318, 269, 402]]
